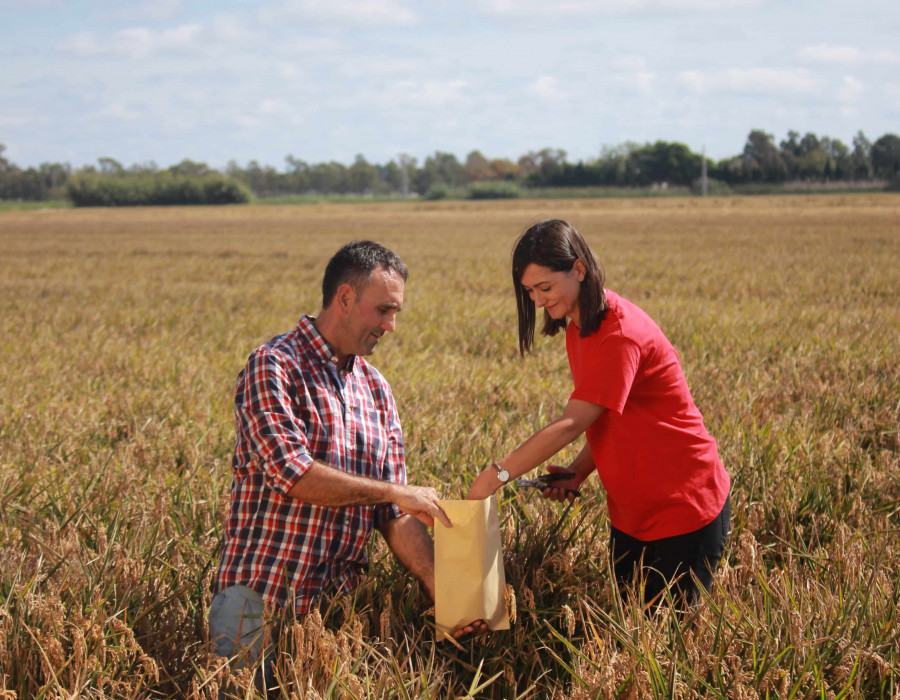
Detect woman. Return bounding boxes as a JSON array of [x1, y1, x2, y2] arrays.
[[467, 219, 731, 609]]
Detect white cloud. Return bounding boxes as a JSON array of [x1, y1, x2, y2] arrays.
[[61, 24, 203, 58], [414, 80, 468, 107], [798, 45, 900, 65], [112, 0, 184, 21], [96, 101, 143, 121], [59, 17, 264, 59], [260, 0, 417, 25], [277, 62, 305, 79], [678, 70, 705, 92], [0, 115, 33, 128], [678, 68, 818, 95], [0, 0, 60, 5], [234, 115, 262, 129], [526, 76, 568, 100], [613, 55, 648, 71], [836, 76, 866, 103], [376, 79, 468, 108], [477, 0, 764, 17], [337, 56, 421, 78], [208, 15, 260, 44], [613, 71, 656, 95], [259, 99, 287, 115]]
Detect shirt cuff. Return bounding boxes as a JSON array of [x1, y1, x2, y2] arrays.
[[374, 503, 402, 529], [265, 450, 314, 494]]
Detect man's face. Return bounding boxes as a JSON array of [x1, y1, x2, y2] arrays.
[[344, 266, 404, 357]]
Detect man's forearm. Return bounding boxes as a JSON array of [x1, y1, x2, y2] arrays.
[[286, 461, 451, 528], [379, 515, 436, 601], [286, 461, 399, 505]]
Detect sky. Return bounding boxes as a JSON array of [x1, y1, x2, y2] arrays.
[[1, 0, 899, 170]]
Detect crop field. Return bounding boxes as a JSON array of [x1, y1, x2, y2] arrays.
[[1, 195, 898, 698]]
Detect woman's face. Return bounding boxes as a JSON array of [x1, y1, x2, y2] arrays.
[[520, 261, 585, 326]]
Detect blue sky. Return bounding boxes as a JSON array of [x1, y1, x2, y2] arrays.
[[2, 0, 898, 169]]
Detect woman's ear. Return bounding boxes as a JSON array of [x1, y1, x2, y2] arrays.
[[573, 259, 586, 282]]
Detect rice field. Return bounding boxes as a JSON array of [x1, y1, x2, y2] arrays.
[[1, 195, 898, 698]]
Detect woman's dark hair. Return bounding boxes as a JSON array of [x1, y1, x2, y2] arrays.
[[512, 219, 607, 355], [322, 240, 408, 308]]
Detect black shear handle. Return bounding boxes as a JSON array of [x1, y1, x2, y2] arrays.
[[535, 472, 581, 497], [535, 471, 576, 486]]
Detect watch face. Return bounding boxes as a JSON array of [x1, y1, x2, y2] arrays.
[[497, 467, 510, 483]]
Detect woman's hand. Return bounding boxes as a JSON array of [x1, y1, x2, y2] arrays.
[[541, 464, 585, 503], [466, 467, 502, 500]]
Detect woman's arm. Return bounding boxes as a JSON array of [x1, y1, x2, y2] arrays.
[[466, 399, 606, 500]]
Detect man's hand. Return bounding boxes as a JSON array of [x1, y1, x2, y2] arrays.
[[466, 467, 501, 501], [451, 619, 489, 639], [541, 464, 585, 503], [394, 485, 452, 528]]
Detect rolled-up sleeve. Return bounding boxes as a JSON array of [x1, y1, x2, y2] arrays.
[[235, 348, 314, 494]]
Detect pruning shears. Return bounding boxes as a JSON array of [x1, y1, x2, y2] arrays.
[[514, 471, 581, 498]]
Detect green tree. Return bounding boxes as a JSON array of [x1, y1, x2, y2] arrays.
[[97, 157, 124, 175], [871, 134, 900, 179], [629, 141, 701, 186], [168, 159, 210, 177], [517, 148, 567, 185], [489, 158, 518, 181], [39, 162, 71, 196], [431, 152, 466, 186], [851, 131, 873, 180], [464, 150, 495, 182], [285, 156, 310, 194], [414, 152, 464, 194], [821, 137, 851, 180], [378, 160, 403, 194], [743, 130, 787, 182], [309, 162, 349, 194], [347, 154, 378, 194]]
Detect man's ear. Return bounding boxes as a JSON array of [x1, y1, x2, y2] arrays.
[[335, 282, 356, 316]]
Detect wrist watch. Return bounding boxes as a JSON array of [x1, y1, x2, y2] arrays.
[[492, 462, 510, 483]]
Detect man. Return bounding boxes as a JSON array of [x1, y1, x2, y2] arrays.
[[210, 241, 478, 686]]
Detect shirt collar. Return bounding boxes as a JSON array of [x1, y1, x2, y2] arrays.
[[296, 314, 356, 373]]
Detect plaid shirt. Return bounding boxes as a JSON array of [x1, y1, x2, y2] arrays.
[[215, 315, 405, 612]]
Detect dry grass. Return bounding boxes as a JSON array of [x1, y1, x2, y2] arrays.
[[1, 195, 898, 698]]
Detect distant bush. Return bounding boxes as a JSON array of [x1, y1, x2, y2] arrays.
[[66, 173, 253, 207], [422, 184, 451, 200], [467, 181, 523, 199], [885, 175, 900, 192], [691, 178, 733, 196]]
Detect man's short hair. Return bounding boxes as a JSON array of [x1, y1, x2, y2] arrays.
[[322, 240, 408, 308]]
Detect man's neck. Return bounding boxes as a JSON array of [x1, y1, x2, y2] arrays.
[[312, 310, 352, 370]]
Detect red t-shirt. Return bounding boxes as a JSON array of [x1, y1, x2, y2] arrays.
[[567, 290, 730, 541]]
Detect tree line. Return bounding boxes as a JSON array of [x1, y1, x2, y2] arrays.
[[1, 129, 899, 204]]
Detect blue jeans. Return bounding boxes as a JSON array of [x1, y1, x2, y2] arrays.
[[208, 585, 277, 692]]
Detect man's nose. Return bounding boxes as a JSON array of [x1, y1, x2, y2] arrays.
[[381, 313, 397, 332]]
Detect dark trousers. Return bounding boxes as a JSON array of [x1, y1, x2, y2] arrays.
[[610, 496, 731, 610]]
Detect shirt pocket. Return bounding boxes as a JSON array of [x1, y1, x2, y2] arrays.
[[350, 404, 389, 476]]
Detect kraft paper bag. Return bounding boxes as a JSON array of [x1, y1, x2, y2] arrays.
[[434, 497, 510, 635]]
